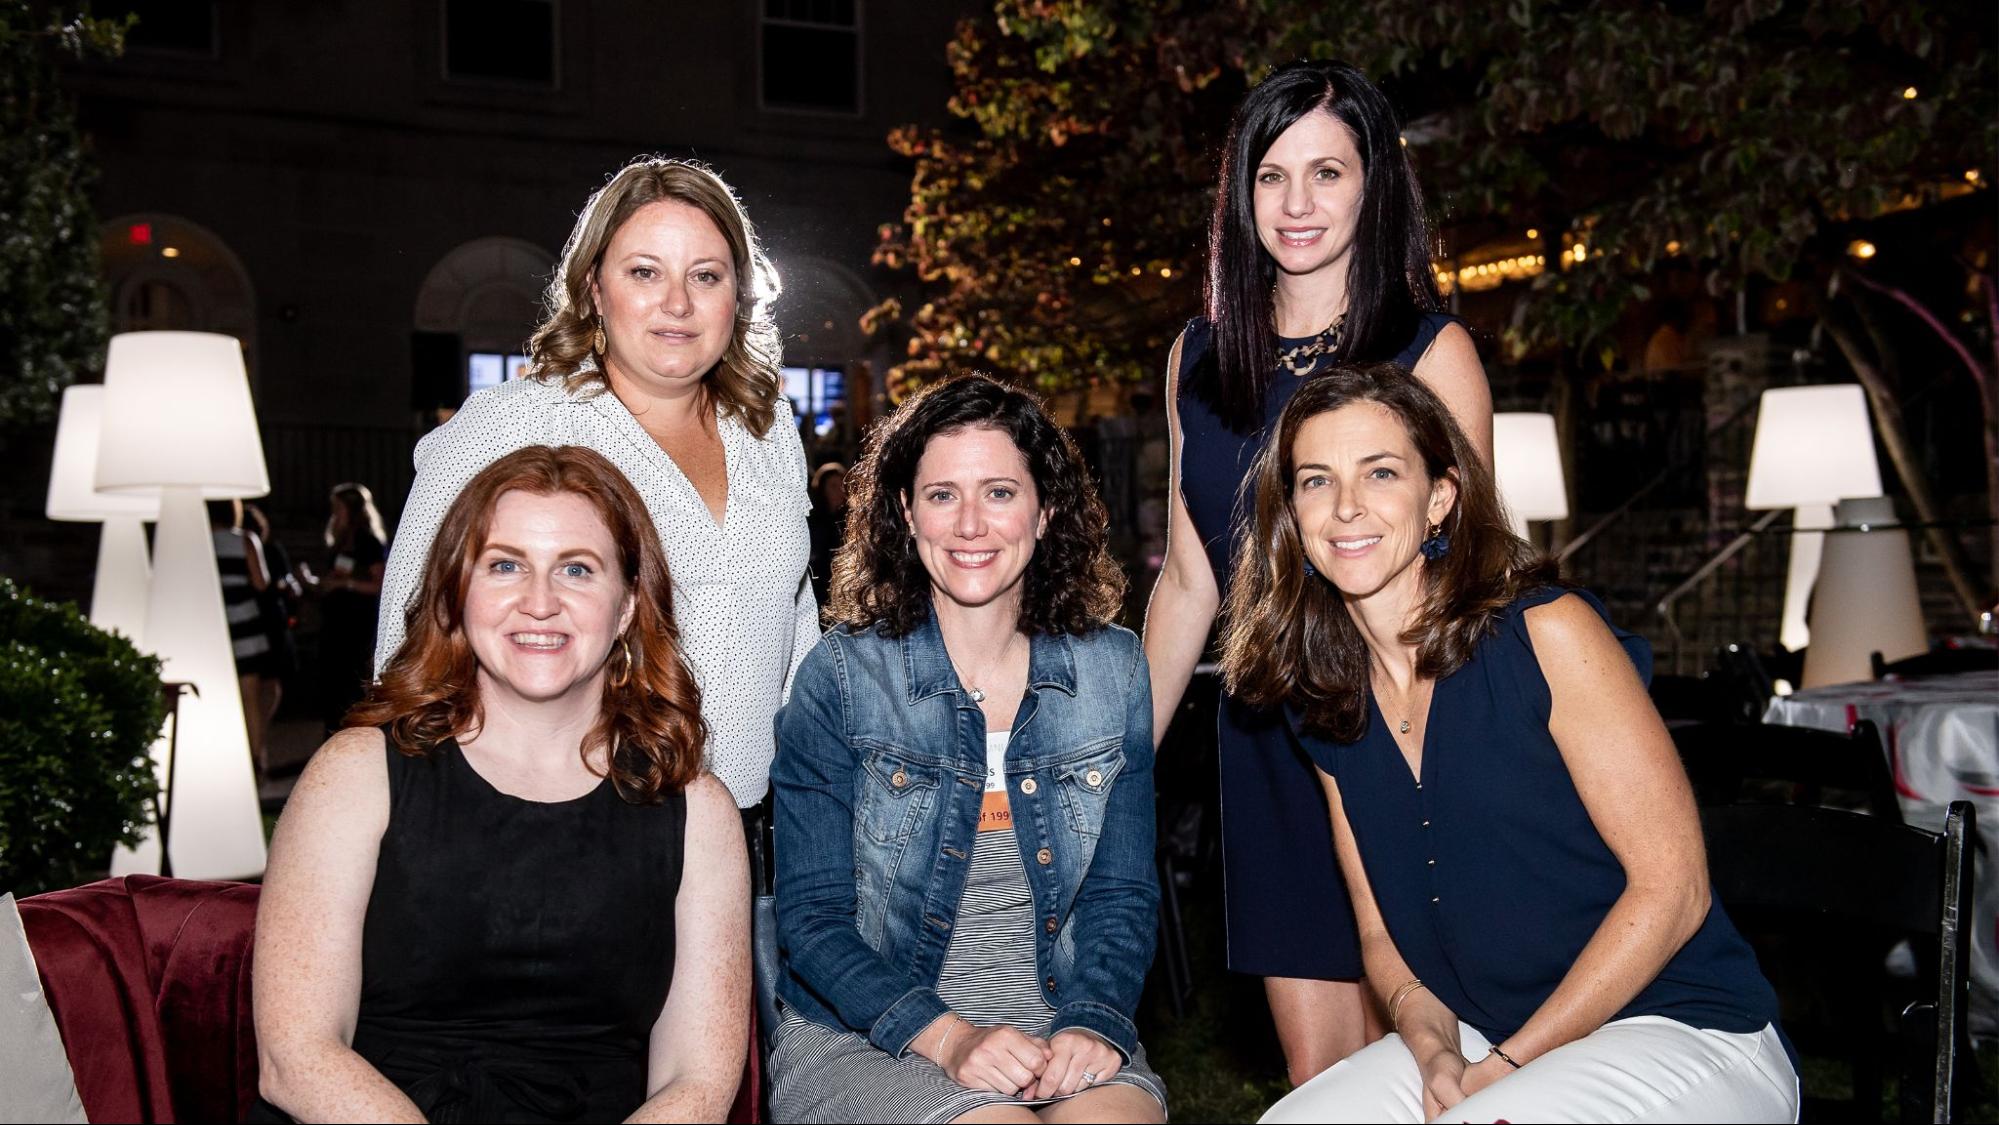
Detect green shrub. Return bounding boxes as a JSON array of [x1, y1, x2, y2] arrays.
[[0, 578, 162, 894]]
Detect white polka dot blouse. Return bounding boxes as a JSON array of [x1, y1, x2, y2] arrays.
[[374, 375, 821, 807]]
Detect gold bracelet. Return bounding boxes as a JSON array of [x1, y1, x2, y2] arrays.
[[936, 1014, 963, 1060], [1386, 979, 1429, 1028]]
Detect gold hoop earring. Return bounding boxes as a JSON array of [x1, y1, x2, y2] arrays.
[[591, 319, 607, 356], [609, 635, 633, 690]]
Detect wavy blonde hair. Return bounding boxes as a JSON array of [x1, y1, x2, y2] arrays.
[[528, 157, 784, 438]]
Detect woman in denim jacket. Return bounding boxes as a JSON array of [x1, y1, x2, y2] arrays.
[[768, 374, 1167, 1124]]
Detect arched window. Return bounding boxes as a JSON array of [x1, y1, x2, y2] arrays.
[[412, 236, 554, 408], [100, 214, 258, 378], [770, 255, 875, 453]]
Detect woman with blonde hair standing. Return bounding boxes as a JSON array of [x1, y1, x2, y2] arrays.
[[377, 156, 817, 810]]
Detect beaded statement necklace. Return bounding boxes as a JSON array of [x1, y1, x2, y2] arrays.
[[1275, 313, 1348, 376]]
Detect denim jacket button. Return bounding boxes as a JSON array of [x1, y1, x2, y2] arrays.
[[891, 770, 908, 788], [1045, 916, 1058, 933], [1045, 976, 1059, 992], [1019, 777, 1038, 795], [1085, 769, 1103, 787], [1036, 847, 1053, 865]]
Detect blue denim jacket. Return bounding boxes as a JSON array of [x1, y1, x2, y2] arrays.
[[771, 611, 1159, 1059]]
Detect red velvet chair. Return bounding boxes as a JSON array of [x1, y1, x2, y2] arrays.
[[20, 876, 761, 1123], [20, 875, 258, 1123]]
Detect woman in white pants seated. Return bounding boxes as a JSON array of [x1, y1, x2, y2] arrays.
[[1220, 365, 1798, 1124]]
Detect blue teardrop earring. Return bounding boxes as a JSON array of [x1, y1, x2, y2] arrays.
[[1303, 558, 1318, 578], [1419, 523, 1451, 561]]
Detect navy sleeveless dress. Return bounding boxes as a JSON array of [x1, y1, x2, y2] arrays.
[[255, 734, 688, 1122], [1292, 588, 1784, 1044], [1176, 311, 1457, 979]]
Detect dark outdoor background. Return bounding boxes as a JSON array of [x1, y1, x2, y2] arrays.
[[1, 3, 1992, 1120]]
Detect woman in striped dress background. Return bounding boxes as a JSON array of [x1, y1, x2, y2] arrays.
[[210, 498, 279, 776]]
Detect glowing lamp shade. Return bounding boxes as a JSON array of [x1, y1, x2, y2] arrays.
[[1802, 497, 1927, 688], [1744, 384, 1885, 652], [96, 332, 270, 499], [1744, 385, 1882, 510], [46, 385, 159, 645], [1493, 413, 1569, 538], [95, 331, 269, 881]]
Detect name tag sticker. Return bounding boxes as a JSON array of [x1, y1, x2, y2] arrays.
[[979, 734, 1011, 832]]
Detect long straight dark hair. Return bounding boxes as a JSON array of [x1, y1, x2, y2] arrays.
[[1194, 60, 1442, 434]]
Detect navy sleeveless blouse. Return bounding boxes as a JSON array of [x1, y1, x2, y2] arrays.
[[1175, 310, 1458, 979], [1294, 587, 1782, 1041]]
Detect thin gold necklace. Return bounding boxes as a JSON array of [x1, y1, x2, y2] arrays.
[[954, 631, 1021, 705]]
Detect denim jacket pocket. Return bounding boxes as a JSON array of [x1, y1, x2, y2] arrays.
[[855, 749, 942, 846], [1051, 741, 1126, 841]]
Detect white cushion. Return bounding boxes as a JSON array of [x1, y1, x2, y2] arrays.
[[0, 893, 88, 1124]]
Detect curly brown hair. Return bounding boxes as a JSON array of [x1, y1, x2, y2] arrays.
[[1218, 364, 1559, 742], [350, 445, 707, 803], [526, 156, 784, 438], [828, 373, 1124, 637]]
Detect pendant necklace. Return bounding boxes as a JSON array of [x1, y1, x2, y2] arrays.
[[956, 631, 1021, 705]]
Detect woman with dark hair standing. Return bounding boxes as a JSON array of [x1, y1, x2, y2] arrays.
[[1224, 367, 1793, 1122], [1142, 60, 1494, 1084], [301, 482, 389, 734], [769, 374, 1165, 1123]]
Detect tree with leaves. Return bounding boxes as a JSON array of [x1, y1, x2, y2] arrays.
[[872, 0, 1995, 603], [0, 3, 126, 429]]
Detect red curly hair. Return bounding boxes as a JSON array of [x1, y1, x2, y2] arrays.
[[350, 445, 706, 802]]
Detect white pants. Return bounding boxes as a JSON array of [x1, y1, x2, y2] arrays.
[[1260, 1016, 1798, 1124]]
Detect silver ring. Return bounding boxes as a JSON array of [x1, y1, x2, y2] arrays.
[[1081, 1071, 1098, 1086]]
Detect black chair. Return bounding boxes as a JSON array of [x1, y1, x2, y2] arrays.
[[1671, 719, 1900, 823], [1650, 673, 1750, 725], [1700, 801, 1974, 1122], [1873, 646, 1999, 680]]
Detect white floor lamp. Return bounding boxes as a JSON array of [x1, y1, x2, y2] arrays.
[[45, 385, 159, 646], [1802, 496, 1927, 688], [1744, 385, 1885, 653], [96, 332, 270, 881], [1494, 412, 1569, 540]]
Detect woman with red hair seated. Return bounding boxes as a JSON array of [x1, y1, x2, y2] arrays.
[[252, 445, 748, 1123]]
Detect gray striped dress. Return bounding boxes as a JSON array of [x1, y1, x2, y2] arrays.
[[769, 731, 1167, 1123]]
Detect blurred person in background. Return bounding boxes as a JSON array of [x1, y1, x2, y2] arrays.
[[211, 497, 278, 775], [300, 482, 388, 734], [807, 461, 848, 608], [243, 502, 301, 768]]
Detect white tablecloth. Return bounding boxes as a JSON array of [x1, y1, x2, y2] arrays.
[[1765, 671, 1999, 1033]]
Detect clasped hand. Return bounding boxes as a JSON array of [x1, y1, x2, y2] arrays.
[[939, 1023, 1122, 1101], [1404, 1021, 1513, 1118]]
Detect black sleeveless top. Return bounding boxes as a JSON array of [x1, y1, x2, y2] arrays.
[[352, 735, 686, 1123]]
